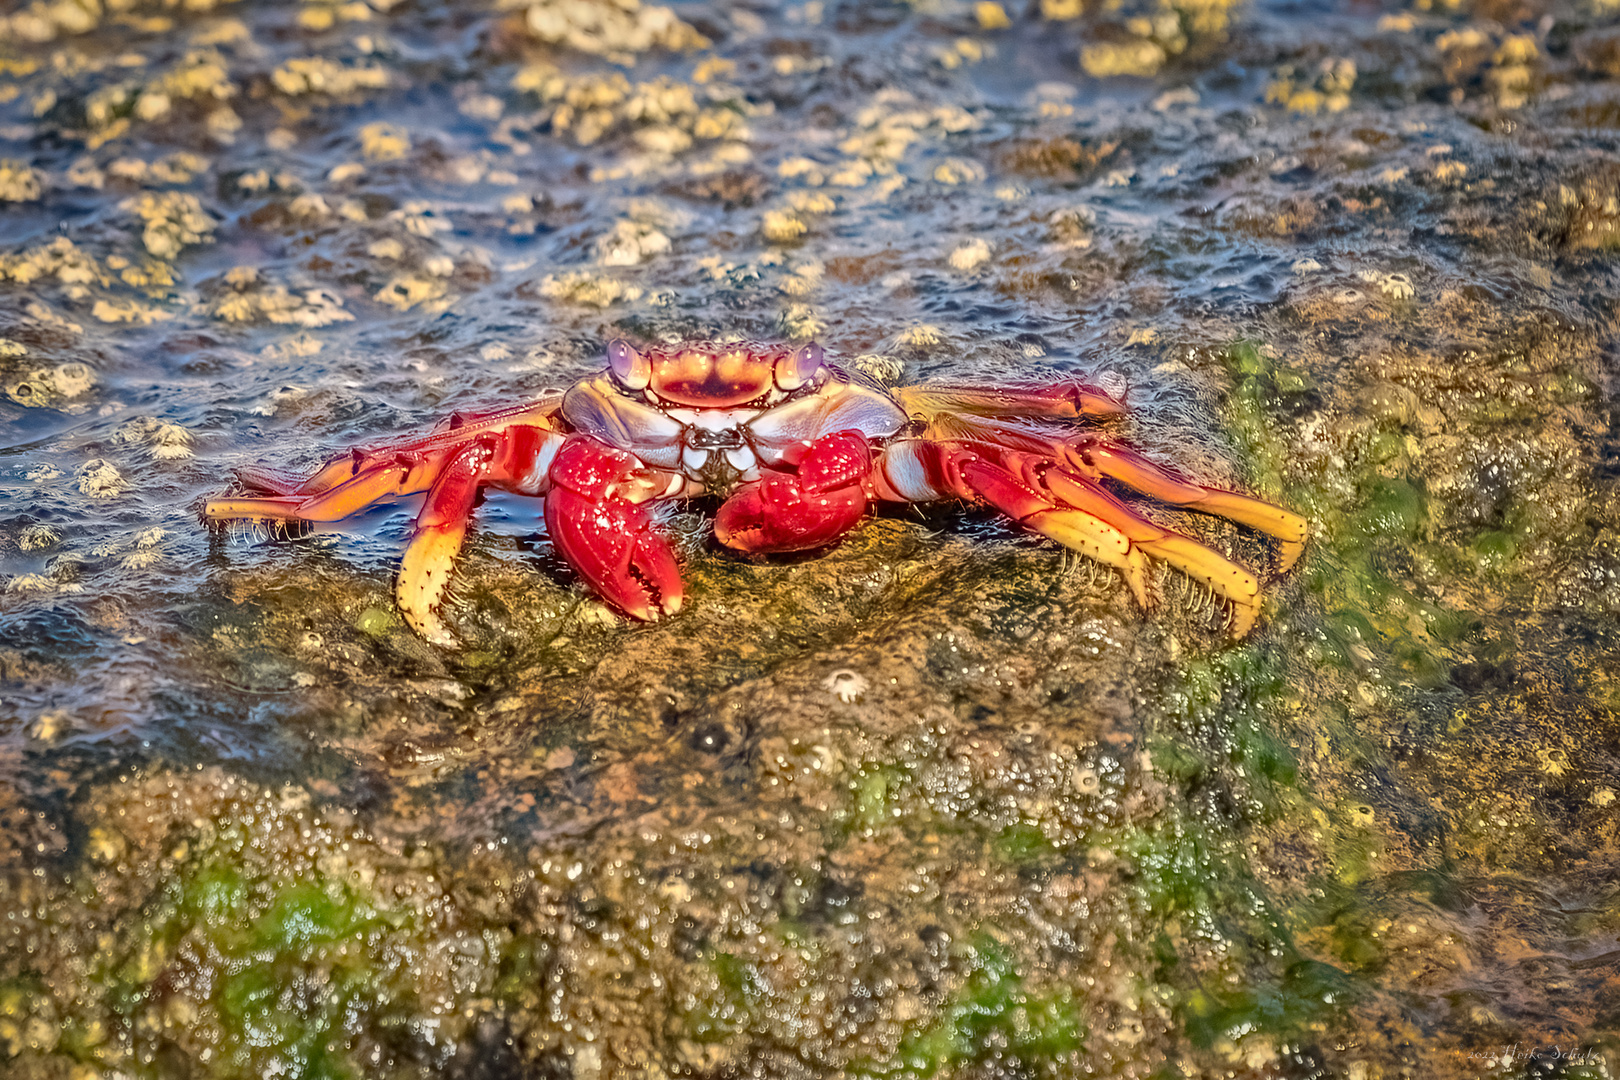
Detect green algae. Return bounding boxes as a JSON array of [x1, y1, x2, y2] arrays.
[[354, 606, 396, 639], [1221, 340, 1474, 693], [682, 951, 762, 1044], [990, 822, 1056, 865], [845, 763, 915, 836], [92, 839, 418, 1080], [1359, 476, 1427, 542], [876, 934, 1085, 1078], [1135, 647, 1366, 1050]]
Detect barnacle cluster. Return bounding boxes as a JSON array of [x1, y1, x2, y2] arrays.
[[271, 57, 392, 97], [514, 67, 750, 156], [122, 192, 215, 260], [1265, 57, 1356, 113], [538, 271, 644, 307], [0, 238, 106, 289], [0, 159, 41, 201], [1078, 0, 1239, 76], [5, 360, 94, 408], [500, 0, 709, 63], [205, 268, 355, 327]]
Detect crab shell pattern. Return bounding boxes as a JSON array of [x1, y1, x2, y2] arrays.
[[204, 340, 1308, 644]]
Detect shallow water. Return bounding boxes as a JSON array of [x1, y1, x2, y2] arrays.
[[2, 0, 1620, 1076]]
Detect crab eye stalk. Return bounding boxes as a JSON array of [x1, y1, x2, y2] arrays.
[[775, 342, 826, 391], [607, 339, 651, 390]]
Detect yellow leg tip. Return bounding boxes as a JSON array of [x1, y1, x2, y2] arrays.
[[1276, 539, 1306, 575], [398, 527, 465, 646], [1227, 600, 1258, 639], [403, 608, 457, 647], [1124, 547, 1151, 610]]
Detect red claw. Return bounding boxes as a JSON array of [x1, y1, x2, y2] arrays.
[[545, 438, 683, 620], [715, 430, 871, 553]]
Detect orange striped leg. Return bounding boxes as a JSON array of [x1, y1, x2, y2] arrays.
[[397, 440, 497, 644], [1082, 446, 1308, 572], [1043, 469, 1266, 638], [958, 454, 1272, 638], [203, 452, 442, 527], [956, 456, 1154, 610], [896, 381, 1126, 422], [205, 443, 492, 644]]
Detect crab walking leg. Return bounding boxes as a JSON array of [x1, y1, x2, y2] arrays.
[[544, 438, 684, 621], [397, 440, 499, 645], [229, 464, 342, 498], [207, 402, 570, 518], [1042, 469, 1266, 638], [203, 450, 445, 526], [206, 452, 383, 504], [896, 382, 1127, 422], [954, 457, 1153, 609], [715, 430, 872, 553], [1082, 446, 1308, 572]]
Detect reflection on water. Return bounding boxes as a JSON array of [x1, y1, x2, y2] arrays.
[[2, 0, 1619, 1075]]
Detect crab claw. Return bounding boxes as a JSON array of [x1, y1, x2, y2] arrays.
[[545, 437, 683, 620], [715, 430, 872, 553]]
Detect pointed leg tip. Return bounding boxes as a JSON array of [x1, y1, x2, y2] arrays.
[[1276, 539, 1306, 574], [1123, 570, 1150, 610], [1226, 602, 1258, 640], [603, 586, 661, 622], [1125, 549, 1151, 609], [403, 607, 458, 647], [1083, 393, 1129, 419]]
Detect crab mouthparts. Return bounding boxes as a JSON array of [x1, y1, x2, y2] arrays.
[[687, 428, 745, 450], [697, 454, 744, 496]]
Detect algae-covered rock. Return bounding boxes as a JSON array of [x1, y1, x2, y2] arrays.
[[2, 0, 1620, 1074]]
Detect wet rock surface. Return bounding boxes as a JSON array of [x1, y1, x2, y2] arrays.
[[3, 0, 1620, 1076]]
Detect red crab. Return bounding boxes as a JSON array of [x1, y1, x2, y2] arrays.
[[204, 340, 1307, 644]]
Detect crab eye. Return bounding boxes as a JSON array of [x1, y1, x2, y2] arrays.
[[607, 339, 650, 390], [775, 342, 825, 391]]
